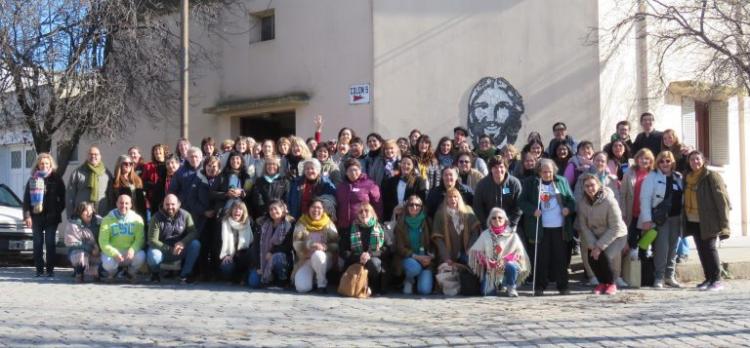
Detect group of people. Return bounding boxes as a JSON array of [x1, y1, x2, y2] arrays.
[[22, 112, 731, 296]]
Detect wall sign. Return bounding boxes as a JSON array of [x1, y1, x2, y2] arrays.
[[349, 83, 370, 104]]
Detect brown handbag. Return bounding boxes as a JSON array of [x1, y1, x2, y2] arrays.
[[337, 263, 370, 298]]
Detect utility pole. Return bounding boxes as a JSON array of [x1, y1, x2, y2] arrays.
[[180, 0, 189, 139]]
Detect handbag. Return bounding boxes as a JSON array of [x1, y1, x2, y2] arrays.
[[435, 263, 460, 296], [337, 263, 369, 298], [651, 176, 674, 226]]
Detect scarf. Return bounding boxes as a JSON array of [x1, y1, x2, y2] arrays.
[[475, 148, 497, 162], [384, 158, 397, 179], [490, 224, 507, 236], [259, 217, 292, 283], [685, 167, 705, 222], [404, 212, 426, 253], [585, 189, 604, 206], [29, 170, 49, 214], [298, 212, 331, 232], [264, 173, 280, 183], [350, 217, 384, 255], [287, 155, 303, 177], [86, 161, 106, 202]]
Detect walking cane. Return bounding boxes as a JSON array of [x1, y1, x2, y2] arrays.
[[532, 177, 542, 296]]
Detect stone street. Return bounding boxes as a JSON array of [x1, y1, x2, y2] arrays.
[[0, 267, 748, 347]]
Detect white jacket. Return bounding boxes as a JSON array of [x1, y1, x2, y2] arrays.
[[638, 170, 682, 228], [219, 218, 253, 259]]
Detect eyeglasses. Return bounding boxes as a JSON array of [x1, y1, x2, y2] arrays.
[[553, 128, 566, 132], [407, 203, 422, 208]]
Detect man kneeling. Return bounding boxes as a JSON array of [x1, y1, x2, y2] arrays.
[[99, 194, 146, 282], [147, 194, 201, 284]]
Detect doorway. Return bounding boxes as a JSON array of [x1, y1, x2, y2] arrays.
[[239, 111, 296, 141]]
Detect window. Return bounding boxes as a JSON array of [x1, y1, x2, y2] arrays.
[[249, 9, 275, 44], [24, 150, 36, 169], [10, 151, 21, 169]]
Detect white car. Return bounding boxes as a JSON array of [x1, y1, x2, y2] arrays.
[[0, 184, 34, 258]]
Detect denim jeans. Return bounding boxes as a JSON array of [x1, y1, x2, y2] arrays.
[[402, 257, 433, 295], [677, 236, 690, 257], [147, 240, 201, 278], [31, 216, 57, 274], [481, 262, 520, 296]]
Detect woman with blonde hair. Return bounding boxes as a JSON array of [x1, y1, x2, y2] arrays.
[[218, 201, 254, 283], [368, 139, 401, 187], [256, 200, 295, 287], [23, 153, 66, 277], [277, 137, 292, 158], [431, 187, 481, 266], [661, 129, 689, 174], [620, 148, 655, 260], [64, 202, 102, 282], [113, 154, 147, 219], [281, 136, 312, 179], [341, 202, 387, 295]]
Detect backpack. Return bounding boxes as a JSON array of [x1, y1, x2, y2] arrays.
[[337, 263, 370, 298]]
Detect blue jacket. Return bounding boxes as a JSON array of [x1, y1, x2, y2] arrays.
[[287, 175, 337, 219], [168, 164, 209, 219]]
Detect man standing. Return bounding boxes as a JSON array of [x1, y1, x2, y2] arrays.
[[632, 112, 662, 155], [146, 194, 201, 283], [547, 122, 577, 157], [99, 194, 145, 282], [169, 146, 209, 233], [472, 156, 523, 230], [67, 146, 113, 216], [453, 126, 469, 149]]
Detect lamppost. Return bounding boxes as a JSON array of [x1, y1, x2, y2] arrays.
[[180, 0, 189, 139]]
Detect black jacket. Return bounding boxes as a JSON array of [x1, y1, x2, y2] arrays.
[[381, 175, 428, 221], [425, 183, 474, 218], [472, 173, 523, 229], [248, 176, 290, 219], [23, 171, 65, 226]]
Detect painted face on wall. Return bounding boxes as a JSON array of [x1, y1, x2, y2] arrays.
[[468, 77, 525, 149]]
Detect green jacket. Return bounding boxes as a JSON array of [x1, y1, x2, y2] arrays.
[[684, 169, 731, 241], [98, 209, 145, 257], [518, 175, 576, 243]]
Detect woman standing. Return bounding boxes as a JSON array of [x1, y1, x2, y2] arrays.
[[620, 148, 655, 260], [468, 207, 530, 297], [577, 174, 627, 295], [431, 188, 481, 266], [661, 129, 690, 174], [381, 156, 428, 221], [342, 203, 387, 295], [455, 152, 485, 192], [393, 195, 434, 295], [142, 144, 169, 216], [64, 202, 102, 283], [281, 136, 312, 180], [368, 139, 401, 187], [215, 152, 252, 214], [128, 146, 146, 178], [113, 154, 147, 220], [475, 134, 500, 165], [564, 141, 595, 189], [551, 143, 573, 177], [605, 139, 632, 181], [519, 159, 575, 296], [287, 159, 337, 219], [513, 151, 538, 181], [456, 142, 488, 176], [23, 153, 66, 277], [336, 158, 382, 232], [500, 144, 521, 176], [314, 143, 342, 185], [434, 137, 455, 170], [415, 135, 441, 190], [256, 200, 295, 287], [276, 137, 291, 158], [292, 198, 339, 293], [639, 151, 684, 288], [425, 167, 474, 218], [174, 138, 191, 164], [364, 132, 385, 173], [684, 151, 730, 291], [249, 156, 290, 219]]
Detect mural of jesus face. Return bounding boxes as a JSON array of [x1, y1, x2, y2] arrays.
[[467, 77, 524, 149]]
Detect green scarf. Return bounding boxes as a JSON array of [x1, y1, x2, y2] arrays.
[[475, 148, 497, 161], [404, 212, 426, 253], [86, 161, 107, 202], [350, 217, 383, 255]]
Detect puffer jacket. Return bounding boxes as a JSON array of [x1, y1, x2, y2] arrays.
[[638, 170, 682, 228], [576, 187, 627, 251], [335, 173, 382, 229]]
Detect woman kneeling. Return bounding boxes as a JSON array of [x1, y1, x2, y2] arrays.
[[64, 202, 102, 283], [292, 198, 339, 293]]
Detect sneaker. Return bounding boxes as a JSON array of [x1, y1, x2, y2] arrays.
[[402, 282, 413, 295], [707, 281, 724, 291], [615, 277, 629, 287], [587, 276, 599, 286], [506, 286, 518, 297], [604, 283, 618, 295], [593, 284, 606, 295], [665, 278, 682, 288], [46, 271, 54, 278], [179, 277, 188, 285], [653, 280, 664, 289], [696, 280, 711, 290]]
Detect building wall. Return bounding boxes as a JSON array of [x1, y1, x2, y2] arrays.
[[372, 0, 602, 147]]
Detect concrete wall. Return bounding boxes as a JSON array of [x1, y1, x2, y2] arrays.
[[372, 0, 601, 147]]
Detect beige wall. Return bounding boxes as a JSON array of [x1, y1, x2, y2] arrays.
[[372, 0, 601, 147]]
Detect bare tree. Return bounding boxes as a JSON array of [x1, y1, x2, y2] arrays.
[[0, 0, 237, 174], [599, 0, 749, 96]]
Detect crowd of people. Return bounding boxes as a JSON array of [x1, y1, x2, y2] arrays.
[[21, 112, 731, 297]]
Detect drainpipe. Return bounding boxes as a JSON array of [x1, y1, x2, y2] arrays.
[[740, 92, 748, 236], [635, 0, 649, 114]]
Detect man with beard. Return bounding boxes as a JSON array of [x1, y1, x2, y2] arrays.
[[467, 77, 525, 149]]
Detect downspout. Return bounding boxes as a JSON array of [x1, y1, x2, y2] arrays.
[[635, 0, 649, 114], [739, 92, 748, 236]]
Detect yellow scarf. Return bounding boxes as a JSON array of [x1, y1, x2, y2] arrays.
[[684, 167, 705, 222], [298, 212, 331, 231]]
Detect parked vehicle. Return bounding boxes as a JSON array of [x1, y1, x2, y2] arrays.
[[0, 184, 34, 259]]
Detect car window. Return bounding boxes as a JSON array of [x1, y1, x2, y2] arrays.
[[0, 186, 22, 208]]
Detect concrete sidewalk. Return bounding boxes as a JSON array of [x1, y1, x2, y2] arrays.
[[676, 235, 750, 282]]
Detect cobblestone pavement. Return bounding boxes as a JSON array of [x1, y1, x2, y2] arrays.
[[1, 267, 749, 347]]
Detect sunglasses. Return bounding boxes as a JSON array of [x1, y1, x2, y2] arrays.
[[407, 203, 422, 208]]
